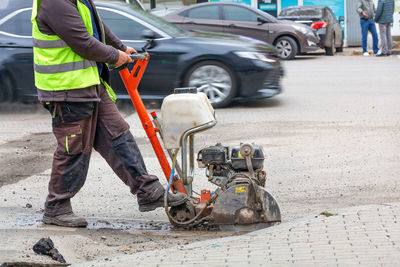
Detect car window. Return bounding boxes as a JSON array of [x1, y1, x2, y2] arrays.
[[0, 9, 32, 36], [98, 9, 149, 40], [280, 7, 322, 17], [186, 6, 219, 20], [222, 6, 258, 22]]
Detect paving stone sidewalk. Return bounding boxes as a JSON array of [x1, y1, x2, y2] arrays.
[[78, 202, 400, 267]]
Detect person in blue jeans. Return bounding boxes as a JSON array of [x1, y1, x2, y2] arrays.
[[357, 0, 379, 56]]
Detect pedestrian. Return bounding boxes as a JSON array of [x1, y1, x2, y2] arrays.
[[31, 0, 186, 227], [375, 0, 395, 56], [357, 0, 380, 56]]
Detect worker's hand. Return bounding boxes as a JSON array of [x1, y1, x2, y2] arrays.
[[362, 11, 367, 17], [125, 46, 137, 55], [114, 50, 134, 67]]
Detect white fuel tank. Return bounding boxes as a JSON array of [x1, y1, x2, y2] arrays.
[[161, 89, 216, 149]]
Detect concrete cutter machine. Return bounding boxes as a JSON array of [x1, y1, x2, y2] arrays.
[[116, 51, 281, 230]]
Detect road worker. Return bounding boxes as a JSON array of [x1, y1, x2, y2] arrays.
[[31, 0, 186, 227]]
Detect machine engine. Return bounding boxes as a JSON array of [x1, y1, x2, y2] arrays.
[[197, 143, 266, 188], [194, 143, 281, 228]]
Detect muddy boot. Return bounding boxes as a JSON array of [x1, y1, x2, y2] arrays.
[[139, 192, 188, 212], [42, 212, 88, 227]]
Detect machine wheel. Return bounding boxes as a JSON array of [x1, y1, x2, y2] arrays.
[[325, 33, 335, 56], [0, 71, 15, 103], [184, 60, 237, 108], [275, 36, 298, 60], [168, 202, 196, 225]]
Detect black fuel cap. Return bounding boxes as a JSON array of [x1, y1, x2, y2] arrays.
[[174, 87, 198, 94]]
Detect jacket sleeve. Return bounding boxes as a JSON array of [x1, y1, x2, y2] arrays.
[[357, 0, 364, 15], [375, 1, 383, 22], [103, 22, 127, 52], [38, 0, 119, 64]]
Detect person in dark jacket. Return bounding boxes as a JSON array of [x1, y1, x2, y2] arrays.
[[375, 0, 395, 56], [357, 0, 380, 56], [32, 0, 187, 227]]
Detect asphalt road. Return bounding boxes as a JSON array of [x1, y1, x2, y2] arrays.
[[0, 54, 399, 265]]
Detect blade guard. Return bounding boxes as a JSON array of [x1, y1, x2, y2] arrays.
[[210, 183, 281, 226]]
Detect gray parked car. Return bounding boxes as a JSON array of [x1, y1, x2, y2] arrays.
[[162, 2, 320, 60], [278, 6, 344, 56]]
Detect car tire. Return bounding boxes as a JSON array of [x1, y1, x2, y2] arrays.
[[0, 71, 15, 103], [275, 36, 298, 60], [336, 35, 344, 53], [325, 33, 335, 56], [183, 60, 237, 108]]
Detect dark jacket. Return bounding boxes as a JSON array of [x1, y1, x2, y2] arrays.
[[375, 0, 395, 24], [357, 0, 376, 20], [36, 0, 126, 102]]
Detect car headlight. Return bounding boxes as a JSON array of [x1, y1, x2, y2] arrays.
[[234, 51, 276, 63], [293, 25, 314, 37]]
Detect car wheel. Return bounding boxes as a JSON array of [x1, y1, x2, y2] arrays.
[[0, 71, 15, 103], [336, 35, 344, 52], [275, 36, 298, 60], [325, 33, 335, 56], [184, 61, 237, 108]]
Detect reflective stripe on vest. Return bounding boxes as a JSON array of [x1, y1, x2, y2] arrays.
[[32, 38, 68, 49], [31, 0, 100, 91], [34, 60, 97, 74]]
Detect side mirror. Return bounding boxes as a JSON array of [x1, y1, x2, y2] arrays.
[[142, 29, 157, 40], [338, 16, 344, 23], [141, 29, 157, 50], [257, 17, 268, 25]]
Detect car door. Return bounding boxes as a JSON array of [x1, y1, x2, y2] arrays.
[[97, 7, 181, 96], [220, 5, 271, 44], [0, 7, 36, 101], [179, 5, 223, 32]]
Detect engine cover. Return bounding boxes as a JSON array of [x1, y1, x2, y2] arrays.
[[197, 143, 229, 167], [231, 145, 265, 171]]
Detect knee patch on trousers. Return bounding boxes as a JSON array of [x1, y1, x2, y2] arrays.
[[59, 153, 91, 194], [111, 132, 147, 178]]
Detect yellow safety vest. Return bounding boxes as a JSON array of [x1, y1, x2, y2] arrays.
[[31, 0, 116, 101]]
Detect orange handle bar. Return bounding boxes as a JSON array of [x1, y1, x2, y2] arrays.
[[117, 54, 187, 195]]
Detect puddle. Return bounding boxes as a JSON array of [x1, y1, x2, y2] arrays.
[[15, 212, 259, 234], [87, 218, 225, 232], [87, 218, 173, 231], [15, 213, 224, 232]]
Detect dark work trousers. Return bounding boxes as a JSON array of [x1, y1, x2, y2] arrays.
[[44, 85, 165, 216]]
